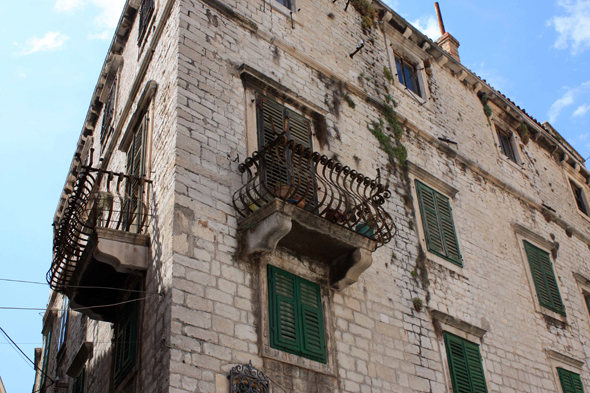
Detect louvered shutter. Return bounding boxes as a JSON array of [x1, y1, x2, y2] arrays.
[[524, 241, 565, 315], [124, 115, 147, 232], [558, 368, 585, 393], [444, 332, 488, 393], [268, 265, 300, 353], [299, 278, 326, 363], [437, 192, 462, 264], [416, 181, 445, 255], [114, 302, 138, 385], [416, 180, 462, 266], [72, 367, 85, 393], [286, 109, 315, 206], [258, 96, 289, 194]]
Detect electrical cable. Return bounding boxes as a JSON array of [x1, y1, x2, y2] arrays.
[[0, 326, 56, 383], [0, 294, 159, 312], [0, 278, 158, 294]]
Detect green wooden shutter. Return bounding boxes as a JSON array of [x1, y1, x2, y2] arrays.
[[444, 332, 488, 393], [114, 302, 138, 385], [258, 96, 289, 193], [41, 325, 53, 388], [268, 265, 300, 353], [299, 278, 326, 363], [268, 265, 327, 363], [558, 368, 585, 393], [524, 241, 566, 315], [72, 367, 85, 393], [286, 109, 315, 206], [416, 180, 462, 266]]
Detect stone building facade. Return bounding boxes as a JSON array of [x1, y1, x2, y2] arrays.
[[34, 0, 590, 393]]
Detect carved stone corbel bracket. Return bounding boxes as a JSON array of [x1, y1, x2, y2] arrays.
[[331, 248, 373, 290], [242, 212, 293, 255]]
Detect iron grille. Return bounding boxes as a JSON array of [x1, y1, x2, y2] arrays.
[[229, 361, 269, 393], [138, 0, 155, 43]]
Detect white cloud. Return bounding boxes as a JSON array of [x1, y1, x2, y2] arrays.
[[18, 32, 69, 56], [54, 0, 84, 12], [548, 81, 590, 122], [88, 30, 111, 40], [573, 103, 590, 117], [54, 0, 125, 29], [411, 15, 441, 40], [469, 61, 509, 95], [548, 0, 590, 55]]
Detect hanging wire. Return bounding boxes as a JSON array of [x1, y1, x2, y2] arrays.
[[0, 326, 56, 384], [0, 278, 159, 294], [0, 294, 160, 312]]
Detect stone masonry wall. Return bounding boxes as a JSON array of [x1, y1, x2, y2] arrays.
[[169, 1, 590, 393]]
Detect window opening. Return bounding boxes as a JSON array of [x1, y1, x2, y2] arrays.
[[394, 55, 421, 96]]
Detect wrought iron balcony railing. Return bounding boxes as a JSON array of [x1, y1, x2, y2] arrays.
[[232, 136, 396, 249], [47, 166, 151, 292]]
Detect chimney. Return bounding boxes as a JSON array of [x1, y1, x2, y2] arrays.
[[434, 3, 461, 62]]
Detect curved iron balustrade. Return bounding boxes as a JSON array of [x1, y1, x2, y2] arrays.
[[232, 136, 396, 248], [47, 166, 151, 292]]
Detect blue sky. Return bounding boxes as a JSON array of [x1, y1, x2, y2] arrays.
[[0, 0, 589, 391]]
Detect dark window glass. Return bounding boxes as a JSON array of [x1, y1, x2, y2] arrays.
[[570, 180, 588, 215], [497, 128, 517, 163], [585, 294, 590, 316], [394, 55, 421, 97], [138, 0, 155, 43], [58, 297, 69, 351], [276, 0, 292, 9]]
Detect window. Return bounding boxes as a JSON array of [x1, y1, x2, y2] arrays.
[[524, 241, 566, 315], [275, 0, 292, 9], [415, 180, 462, 266], [558, 368, 585, 393], [267, 265, 327, 363], [444, 332, 488, 393], [138, 0, 155, 43], [496, 127, 517, 163], [570, 180, 589, 216], [72, 367, 85, 393], [123, 113, 148, 232], [101, 80, 116, 148], [256, 95, 314, 206], [113, 302, 138, 385], [58, 296, 69, 352], [394, 55, 421, 97], [41, 325, 53, 388]]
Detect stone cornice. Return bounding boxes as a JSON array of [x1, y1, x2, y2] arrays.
[[512, 224, 555, 251], [407, 161, 459, 198], [545, 349, 585, 370], [430, 309, 487, 338]]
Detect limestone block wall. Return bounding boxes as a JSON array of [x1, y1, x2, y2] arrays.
[[168, 1, 590, 393]]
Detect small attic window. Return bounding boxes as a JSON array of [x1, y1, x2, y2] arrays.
[[570, 179, 589, 216]]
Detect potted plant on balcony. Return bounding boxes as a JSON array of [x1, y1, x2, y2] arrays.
[[355, 216, 376, 239], [272, 182, 305, 208]]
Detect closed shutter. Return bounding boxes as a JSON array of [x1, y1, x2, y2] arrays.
[[524, 241, 566, 315], [558, 368, 585, 393], [257, 95, 315, 206], [114, 302, 138, 385], [72, 367, 85, 393], [41, 325, 53, 388], [268, 266, 300, 353], [444, 332, 488, 393], [268, 265, 327, 363], [123, 114, 147, 231], [416, 180, 462, 266], [299, 278, 326, 362]]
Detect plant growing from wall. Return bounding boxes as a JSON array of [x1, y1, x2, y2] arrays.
[[350, 0, 377, 31], [413, 297, 424, 312], [343, 93, 356, 109], [519, 122, 531, 145], [383, 66, 393, 83], [480, 93, 492, 125]]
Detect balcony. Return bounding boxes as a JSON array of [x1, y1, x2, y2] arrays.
[[233, 136, 396, 289], [48, 166, 151, 321]]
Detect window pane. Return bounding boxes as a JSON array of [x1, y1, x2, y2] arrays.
[[395, 57, 404, 85], [497, 130, 516, 163], [276, 0, 292, 8], [570, 180, 588, 215], [403, 62, 420, 96]]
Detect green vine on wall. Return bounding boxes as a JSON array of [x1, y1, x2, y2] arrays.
[[368, 99, 408, 168], [383, 66, 393, 83], [343, 93, 356, 108], [519, 122, 531, 145]]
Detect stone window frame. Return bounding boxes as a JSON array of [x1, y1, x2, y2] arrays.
[[384, 24, 433, 111], [490, 117, 525, 170], [268, 0, 302, 27], [137, 0, 157, 55], [407, 162, 467, 278], [545, 349, 585, 393], [430, 310, 492, 393], [512, 224, 568, 323], [566, 174, 590, 222], [257, 253, 337, 376], [573, 273, 590, 328]]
